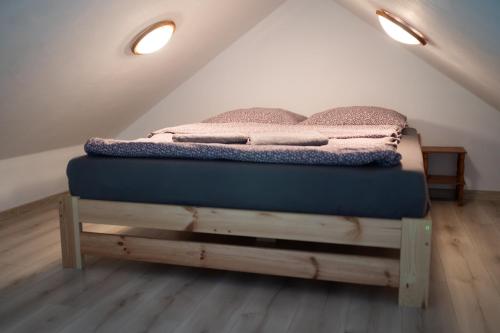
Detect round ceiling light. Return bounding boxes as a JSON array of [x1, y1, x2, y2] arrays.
[[131, 20, 175, 55], [376, 9, 426, 46]]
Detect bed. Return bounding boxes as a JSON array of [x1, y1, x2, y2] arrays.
[[59, 107, 431, 308]]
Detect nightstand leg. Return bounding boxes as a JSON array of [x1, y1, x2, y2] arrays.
[[457, 153, 465, 206]]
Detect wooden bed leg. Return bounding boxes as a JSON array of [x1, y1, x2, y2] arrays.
[[399, 217, 432, 307], [59, 195, 83, 269]]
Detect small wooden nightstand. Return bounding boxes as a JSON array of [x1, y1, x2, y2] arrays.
[[421, 146, 467, 205]]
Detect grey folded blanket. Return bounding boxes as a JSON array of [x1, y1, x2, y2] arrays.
[[249, 132, 328, 146], [172, 133, 248, 144], [85, 122, 404, 167]]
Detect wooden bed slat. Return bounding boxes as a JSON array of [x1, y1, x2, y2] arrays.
[[78, 199, 402, 249], [80, 232, 400, 287]]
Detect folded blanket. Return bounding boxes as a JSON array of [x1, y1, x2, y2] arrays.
[[249, 132, 328, 146], [85, 122, 403, 167], [172, 133, 248, 144], [85, 136, 401, 166]]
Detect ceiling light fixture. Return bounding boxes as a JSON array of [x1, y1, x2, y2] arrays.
[[376, 9, 426, 46], [131, 20, 175, 55]]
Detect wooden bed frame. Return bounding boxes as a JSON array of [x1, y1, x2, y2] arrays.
[[59, 196, 432, 308]]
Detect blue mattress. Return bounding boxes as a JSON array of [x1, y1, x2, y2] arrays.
[[67, 128, 428, 219]]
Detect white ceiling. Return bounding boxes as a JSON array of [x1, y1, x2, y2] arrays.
[[333, 0, 500, 113], [0, 0, 285, 159]]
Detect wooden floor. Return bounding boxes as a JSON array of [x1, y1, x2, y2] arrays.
[[0, 199, 499, 333]]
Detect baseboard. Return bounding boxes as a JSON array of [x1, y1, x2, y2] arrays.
[[465, 190, 500, 201], [429, 188, 500, 202], [428, 188, 456, 201], [0, 191, 68, 223]]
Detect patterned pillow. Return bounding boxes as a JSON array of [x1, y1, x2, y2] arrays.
[[203, 107, 307, 125], [300, 106, 407, 127]]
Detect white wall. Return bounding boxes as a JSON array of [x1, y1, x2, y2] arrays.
[[121, 0, 500, 191], [0, 145, 83, 211]]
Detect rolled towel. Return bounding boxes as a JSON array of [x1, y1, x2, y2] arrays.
[[249, 132, 329, 146], [172, 133, 248, 144]]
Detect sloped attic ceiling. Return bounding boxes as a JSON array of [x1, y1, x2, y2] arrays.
[[0, 0, 285, 159], [333, 0, 500, 113]]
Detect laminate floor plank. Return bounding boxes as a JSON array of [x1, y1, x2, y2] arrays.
[[0, 216, 58, 254], [0, 259, 61, 293], [0, 230, 61, 266], [84, 266, 200, 333], [221, 278, 285, 333], [367, 288, 402, 333], [5, 303, 77, 333], [342, 285, 375, 332], [0, 268, 80, 331], [286, 280, 330, 333], [246, 279, 306, 333], [132, 269, 220, 333], [0, 209, 58, 236], [0, 259, 133, 330], [172, 272, 260, 333], [108, 267, 214, 333], [57, 270, 159, 333], [315, 284, 351, 333]]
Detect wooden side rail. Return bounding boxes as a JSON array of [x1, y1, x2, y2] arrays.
[[59, 196, 432, 307], [78, 199, 402, 249], [80, 232, 400, 287]]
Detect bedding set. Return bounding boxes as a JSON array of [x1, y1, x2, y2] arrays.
[[85, 106, 408, 167], [69, 106, 428, 218]]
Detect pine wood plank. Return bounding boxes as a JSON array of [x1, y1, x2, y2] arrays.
[[80, 232, 400, 287], [78, 199, 403, 249]]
